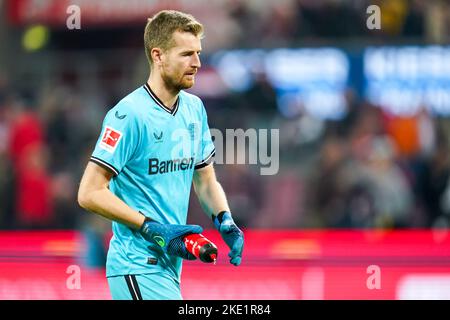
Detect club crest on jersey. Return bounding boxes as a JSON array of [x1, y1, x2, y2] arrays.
[[99, 126, 123, 153]]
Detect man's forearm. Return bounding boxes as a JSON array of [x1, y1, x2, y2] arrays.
[[193, 166, 244, 266], [195, 180, 230, 218], [78, 187, 145, 229]]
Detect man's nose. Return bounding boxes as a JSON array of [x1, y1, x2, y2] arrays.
[[191, 53, 201, 68]]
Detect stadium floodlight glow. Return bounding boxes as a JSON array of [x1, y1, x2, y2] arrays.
[[364, 46, 450, 116], [211, 48, 350, 120], [265, 48, 350, 120], [211, 50, 255, 92]]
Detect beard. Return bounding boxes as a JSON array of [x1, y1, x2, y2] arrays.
[[161, 69, 194, 92]]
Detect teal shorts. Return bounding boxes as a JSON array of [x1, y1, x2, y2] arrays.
[[107, 273, 182, 300]]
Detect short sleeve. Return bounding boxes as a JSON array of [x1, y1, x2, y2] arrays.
[[195, 101, 215, 170], [90, 105, 139, 176]]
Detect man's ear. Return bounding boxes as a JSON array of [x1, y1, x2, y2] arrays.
[[151, 48, 164, 66]]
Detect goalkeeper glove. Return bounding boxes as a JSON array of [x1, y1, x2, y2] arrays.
[[213, 211, 244, 266], [139, 217, 202, 260]]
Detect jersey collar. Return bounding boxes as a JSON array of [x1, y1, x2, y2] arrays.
[[144, 83, 180, 116]]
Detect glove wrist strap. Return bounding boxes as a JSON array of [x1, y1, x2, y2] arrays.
[[212, 211, 230, 229], [139, 216, 153, 233]]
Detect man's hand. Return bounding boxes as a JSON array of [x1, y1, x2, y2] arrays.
[[213, 211, 244, 266], [139, 217, 203, 260]]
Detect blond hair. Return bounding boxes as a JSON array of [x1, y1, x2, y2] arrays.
[[144, 10, 204, 68]]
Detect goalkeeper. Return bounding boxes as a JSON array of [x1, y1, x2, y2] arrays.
[[77, 10, 244, 300]]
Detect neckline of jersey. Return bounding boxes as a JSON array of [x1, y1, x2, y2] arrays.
[[143, 83, 180, 116]]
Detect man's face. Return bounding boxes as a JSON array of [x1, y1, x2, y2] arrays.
[[159, 31, 202, 91]]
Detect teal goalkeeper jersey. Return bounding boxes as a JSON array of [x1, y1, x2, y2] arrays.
[[90, 83, 215, 282]]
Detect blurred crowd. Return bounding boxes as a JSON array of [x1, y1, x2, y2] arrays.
[[1, 72, 450, 231], [196, 0, 450, 52], [193, 79, 450, 230], [1, 0, 450, 232], [302, 99, 450, 229]]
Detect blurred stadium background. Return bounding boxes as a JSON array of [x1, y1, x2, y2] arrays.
[[1, 0, 450, 299]]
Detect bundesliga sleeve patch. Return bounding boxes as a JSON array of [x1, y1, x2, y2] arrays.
[[99, 126, 123, 153]]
